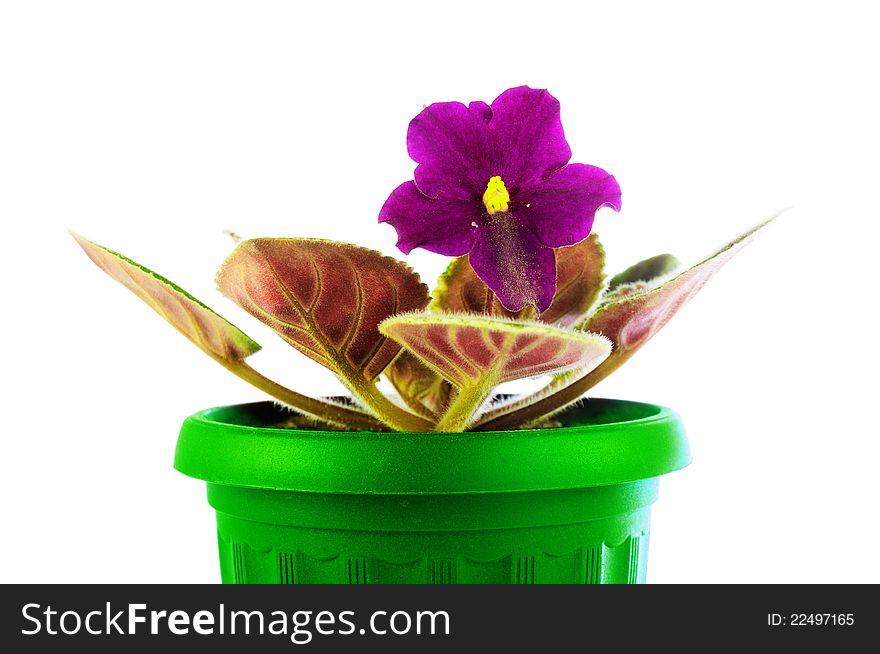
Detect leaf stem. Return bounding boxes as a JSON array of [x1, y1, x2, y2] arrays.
[[433, 333, 512, 432], [223, 360, 387, 431], [433, 383, 494, 432], [472, 355, 624, 431], [345, 377, 436, 432], [472, 373, 572, 429], [394, 390, 440, 422]]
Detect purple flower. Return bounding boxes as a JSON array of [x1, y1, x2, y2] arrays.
[[379, 86, 621, 312]]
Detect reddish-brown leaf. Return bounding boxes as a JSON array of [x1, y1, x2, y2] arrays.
[[216, 239, 430, 379], [380, 314, 611, 388], [385, 351, 454, 415], [431, 234, 605, 326], [581, 219, 774, 380], [73, 233, 260, 362], [473, 218, 775, 431]]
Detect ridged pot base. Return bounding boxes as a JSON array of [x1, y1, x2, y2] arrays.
[[210, 480, 656, 584]]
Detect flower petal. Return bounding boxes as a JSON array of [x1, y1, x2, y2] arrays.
[[379, 181, 481, 256], [517, 164, 621, 248], [407, 100, 494, 200], [489, 86, 572, 189], [469, 217, 556, 312]]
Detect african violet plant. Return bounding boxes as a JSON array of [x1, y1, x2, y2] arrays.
[[73, 86, 769, 433]]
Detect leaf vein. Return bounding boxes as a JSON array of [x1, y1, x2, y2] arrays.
[[341, 259, 365, 359]]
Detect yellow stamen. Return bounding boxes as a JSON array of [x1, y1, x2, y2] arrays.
[[482, 176, 510, 215]]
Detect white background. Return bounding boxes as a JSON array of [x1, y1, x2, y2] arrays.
[[1, 1, 878, 583]]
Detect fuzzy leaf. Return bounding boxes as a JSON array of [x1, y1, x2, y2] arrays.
[[430, 235, 605, 326], [542, 235, 607, 325], [607, 253, 680, 292], [581, 219, 773, 380], [385, 351, 453, 415], [72, 232, 260, 362], [473, 217, 775, 432], [216, 239, 430, 380], [380, 314, 612, 388], [599, 281, 652, 305]]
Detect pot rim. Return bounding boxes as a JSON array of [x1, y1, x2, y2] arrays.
[[174, 398, 690, 495]]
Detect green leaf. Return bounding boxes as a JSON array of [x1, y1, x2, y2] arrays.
[[430, 234, 606, 326], [474, 217, 775, 431], [380, 313, 611, 431], [599, 281, 652, 305], [216, 239, 434, 432], [72, 232, 260, 361], [606, 253, 680, 292]]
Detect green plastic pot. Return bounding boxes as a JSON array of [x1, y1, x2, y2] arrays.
[[174, 398, 690, 584]]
